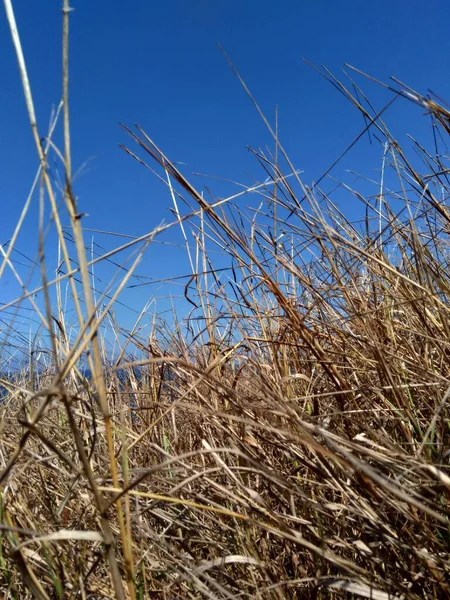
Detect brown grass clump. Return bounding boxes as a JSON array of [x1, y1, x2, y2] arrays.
[[1, 3, 450, 599]]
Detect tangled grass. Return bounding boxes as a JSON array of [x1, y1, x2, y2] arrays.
[[1, 2, 450, 599]]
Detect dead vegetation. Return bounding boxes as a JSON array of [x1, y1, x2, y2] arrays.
[[1, 1, 450, 598]]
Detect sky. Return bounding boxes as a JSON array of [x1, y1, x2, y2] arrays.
[[1, 0, 450, 353]]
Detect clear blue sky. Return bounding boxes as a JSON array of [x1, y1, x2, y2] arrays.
[[1, 0, 449, 339]]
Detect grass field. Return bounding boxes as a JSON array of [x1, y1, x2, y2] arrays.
[[1, 2, 450, 598]]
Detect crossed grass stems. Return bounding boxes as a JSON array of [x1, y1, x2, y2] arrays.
[[1, 1, 450, 598]]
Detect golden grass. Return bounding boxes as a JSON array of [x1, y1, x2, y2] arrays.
[[1, 2, 450, 599]]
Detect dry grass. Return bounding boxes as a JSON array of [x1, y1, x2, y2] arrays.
[[1, 3, 450, 599]]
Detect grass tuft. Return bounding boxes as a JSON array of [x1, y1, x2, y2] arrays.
[[1, 3, 450, 599]]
